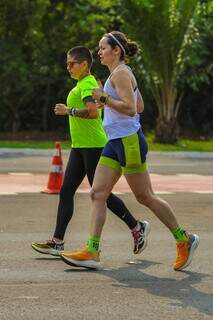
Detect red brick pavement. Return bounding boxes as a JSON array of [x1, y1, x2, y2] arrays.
[[0, 173, 213, 194]]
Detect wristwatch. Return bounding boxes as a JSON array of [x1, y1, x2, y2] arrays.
[[99, 92, 109, 104], [68, 107, 77, 116]]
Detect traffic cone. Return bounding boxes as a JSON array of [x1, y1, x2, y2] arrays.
[[42, 142, 64, 194]]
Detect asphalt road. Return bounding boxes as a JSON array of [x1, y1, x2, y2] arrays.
[[0, 151, 212, 320]]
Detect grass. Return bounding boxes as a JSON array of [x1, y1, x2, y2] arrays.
[[0, 133, 213, 151], [146, 133, 213, 152], [0, 141, 69, 149]]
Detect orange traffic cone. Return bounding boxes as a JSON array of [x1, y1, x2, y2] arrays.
[[42, 142, 64, 194]]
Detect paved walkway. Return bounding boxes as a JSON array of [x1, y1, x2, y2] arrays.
[[1, 152, 213, 319]]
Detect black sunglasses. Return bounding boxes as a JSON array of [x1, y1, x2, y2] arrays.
[[67, 60, 81, 68]]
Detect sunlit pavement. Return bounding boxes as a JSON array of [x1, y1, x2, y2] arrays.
[[0, 172, 213, 195], [0, 152, 213, 320]]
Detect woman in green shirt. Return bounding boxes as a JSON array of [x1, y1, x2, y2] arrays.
[[31, 46, 150, 256]]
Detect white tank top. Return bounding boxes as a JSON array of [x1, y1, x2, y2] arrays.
[[103, 77, 141, 140]]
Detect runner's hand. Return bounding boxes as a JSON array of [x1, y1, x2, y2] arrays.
[[96, 101, 104, 109], [97, 79, 103, 90], [92, 88, 103, 102], [54, 103, 69, 116]]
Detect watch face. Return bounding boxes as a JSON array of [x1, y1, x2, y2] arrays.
[[100, 95, 107, 103]]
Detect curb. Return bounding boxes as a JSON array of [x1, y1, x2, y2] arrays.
[[149, 151, 213, 159], [0, 148, 213, 159], [0, 148, 70, 156]]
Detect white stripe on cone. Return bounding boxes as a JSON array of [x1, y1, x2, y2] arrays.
[[51, 165, 63, 173]]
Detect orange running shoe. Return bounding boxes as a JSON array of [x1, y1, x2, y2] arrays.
[[60, 247, 102, 270], [174, 233, 199, 271]]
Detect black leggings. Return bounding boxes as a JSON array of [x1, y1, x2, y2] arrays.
[[54, 148, 137, 240]]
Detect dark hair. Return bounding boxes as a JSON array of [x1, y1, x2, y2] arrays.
[[105, 31, 139, 60], [67, 46, 93, 68]]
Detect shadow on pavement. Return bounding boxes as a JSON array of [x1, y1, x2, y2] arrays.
[[35, 257, 61, 261], [65, 259, 213, 317]]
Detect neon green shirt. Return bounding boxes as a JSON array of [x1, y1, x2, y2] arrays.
[[67, 75, 107, 148]]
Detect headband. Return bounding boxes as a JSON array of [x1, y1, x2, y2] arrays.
[[108, 33, 126, 55]]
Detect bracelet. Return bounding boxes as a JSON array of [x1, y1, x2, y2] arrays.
[[68, 108, 77, 116]]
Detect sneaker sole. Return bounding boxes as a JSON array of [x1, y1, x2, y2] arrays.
[[31, 244, 62, 256], [60, 254, 102, 270], [31, 244, 52, 255], [135, 221, 151, 254], [175, 234, 200, 271], [50, 249, 64, 257]]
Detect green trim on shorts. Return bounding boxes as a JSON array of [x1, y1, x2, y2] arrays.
[[99, 156, 122, 173], [122, 162, 148, 174], [122, 133, 141, 168], [99, 155, 147, 174], [121, 132, 148, 174]]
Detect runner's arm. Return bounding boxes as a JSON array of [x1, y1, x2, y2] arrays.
[[54, 97, 98, 119], [92, 70, 137, 117], [137, 89, 144, 113]]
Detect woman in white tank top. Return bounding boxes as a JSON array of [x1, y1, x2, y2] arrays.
[[60, 31, 199, 272]]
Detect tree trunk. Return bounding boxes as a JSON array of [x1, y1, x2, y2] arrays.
[[12, 111, 20, 133], [155, 116, 179, 144], [42, 80, 51, 131]]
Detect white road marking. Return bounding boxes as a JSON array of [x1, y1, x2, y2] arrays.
[[176, 174, 203, 177], [8, 172, 33, 176], [0, 192, 18, 195], [155, 191, 174, 195], [193, 191, 213, 194]]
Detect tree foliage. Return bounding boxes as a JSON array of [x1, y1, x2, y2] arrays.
[[0, 0, 121, 133], [121, 0, 208, 142], [177, 1, 213, 135], [0, 0, 212, 141]]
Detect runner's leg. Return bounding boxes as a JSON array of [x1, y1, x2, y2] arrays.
[[84, 148, 137, 229], [53, 149, 86, 240]]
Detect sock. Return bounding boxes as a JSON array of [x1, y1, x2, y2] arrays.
[[86, 235, 100, 253], [131, 221, 141, 232], [52, 237, 64, 244], [172, 226, 188, 242]]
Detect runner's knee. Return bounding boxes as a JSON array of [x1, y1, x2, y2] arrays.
[[135, 191, 155, 207], [90, 188, 107, 202]]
